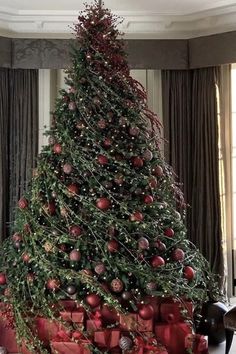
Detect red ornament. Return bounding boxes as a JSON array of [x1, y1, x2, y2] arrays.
[[138, 304, 154, 320], [152, 165, 164, 177], [154, 240, 167, 252], [69, 249, 81, 261], [85, 293, 101, 308], [151, 255, 165, 268], [130, 211, 144, 222], [0, 273, 7, 285], [22, 253, 30, 263], [101, 305, 119, 324], [132, 156, 144, 168], [63, 163, 73, 174], [46, 278, 60, 291], [142, 149, 153, 161], [149, 177, 158, 189], [103, 138, 112, 148], [95, 262, 106, 275], [69, 225, 83, 237], [144, 195, 154, 204], [107, 239, 119, 253], [67, 183, 79, 196], [53, 143, 62, 154], [184, 266, 195, 281], [18, 197, 28, 209], [96, 197, 111, 210], [110, 278, 124, 293], [164, 228, 175, 237], [172, 248, 185, 262], [97, 155, 109, 165], [43, 202, 56, 216]]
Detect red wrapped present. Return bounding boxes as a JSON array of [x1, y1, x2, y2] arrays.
[[128, 337, 168, 354], [35, 317, 60, 345], [155, 322, 192, 354], [138, 316, 154, 332], [160, 299, 193, 323], [86, 311, 102, 332], [143, 296, 161, 322], [94, 329, 120, 349], [60, 307, 85, 325], [185, 334, 208, 354], [0, 319, 18, 353], [51, 341, 91, 354], [59, 300, 77, 311]]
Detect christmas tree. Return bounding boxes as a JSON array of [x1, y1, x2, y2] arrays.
[[0, 1, 219, 353]]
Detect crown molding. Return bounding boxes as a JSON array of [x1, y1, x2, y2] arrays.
[[1, 4, 236, 39]]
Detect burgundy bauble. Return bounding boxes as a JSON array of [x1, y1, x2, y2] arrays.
[[164, 228, 175, 237], [69, 249, 81, 261], [129, 127, 140, 137], [63, 163, 73, 174], [22, 253, 30, 263], [152, 165, 164, 177], [43, 202, 56, 216], [110, 278, 124, 293], [98, 119, 106, 129], [184, 266, 195, 281], [69, 225, 82, 237], [66, 285, 77, 295], [138, 237, 149, 250], [144, 195, 154, 204], [121, 291, 132, 301], [130, 211, 144, 222], [96, 197, 111, 210], [67, 183, 79, 196], [46, 278, 60, 291], [103, 138, 112, 148], [95, 262, 106, 275], [0, 273, 7, 285], [138, 304, 154, 320], [172, 248, 185, 262], [119, 337, 133, 351], [149, 177, 158, 189], [68, 101, 77, 111], [18, 197, 28, 209], [107, 239, 119, 253], [154, 240, 167, 252], [53, 143, 62, 154], [142, 149, 153, 161], [101, 305, 119, 324], [97, 155, 108, 165], [86, 293, 101, 308], [132, 156, 144, 168], [151, 255, 165, 268]]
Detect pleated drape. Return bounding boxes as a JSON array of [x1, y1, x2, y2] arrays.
[[162, 67, 224, 278], [0, 69, 38, 241]]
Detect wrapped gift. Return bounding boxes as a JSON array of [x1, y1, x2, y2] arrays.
[[160, 300, 193, 323], [60, 307, 85, 325], [86, 311, 102, 332], [51, 341, 91, 354], [94, 329, 120, 349], [35, 317, 60, 345], [155, 322, 192, 354], [143, 296, 161, 322], [59, 300, 78, 311], [185, 334, 208, 354], [0, 320, 18, 353], [128, 337, 168, 354]]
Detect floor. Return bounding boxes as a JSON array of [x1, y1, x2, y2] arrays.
[[209, 335, 236, 354]]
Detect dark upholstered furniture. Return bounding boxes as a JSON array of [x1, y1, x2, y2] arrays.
[[224, 307, 236, 354]]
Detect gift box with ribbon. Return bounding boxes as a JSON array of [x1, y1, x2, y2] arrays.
[[185, 334, 209, 354], [50, 329, 91, 354], [159, 299, 193, 323], [155, 322, 192, 354], [86, 311, 102, 332], [119, 313, 153, 332], [59, 307, 85, 325], [35, 317, 60, 346], [128, 337, 168, 354], [94, 329, 120, 350], [0, 320, 18, 353]]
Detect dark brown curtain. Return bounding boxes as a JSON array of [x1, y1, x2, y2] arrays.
[[162, 67, 224, 277], [0, 69, 38, 242]]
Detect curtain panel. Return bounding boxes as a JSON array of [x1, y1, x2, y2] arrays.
[[162, 67, 224, 278], [0, 69, 38, 242]]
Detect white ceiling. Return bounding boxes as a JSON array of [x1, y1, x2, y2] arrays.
[[1, 0, 236, 38]]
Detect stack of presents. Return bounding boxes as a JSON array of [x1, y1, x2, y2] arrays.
[[0, 297, 208, 353]]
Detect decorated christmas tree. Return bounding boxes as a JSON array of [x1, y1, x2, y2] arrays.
[[0, 1, 219, 353]]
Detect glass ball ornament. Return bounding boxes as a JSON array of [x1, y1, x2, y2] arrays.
[[119, 337, 133, 351]]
